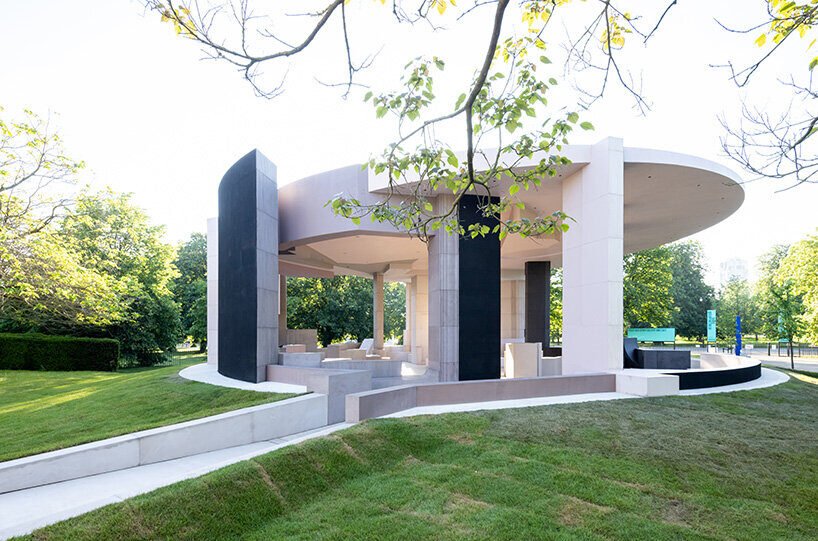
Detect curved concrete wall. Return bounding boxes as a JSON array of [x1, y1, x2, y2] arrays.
[[278, 164, 409, 247], [674, 353, 762, 390], [218, 150, 279, 383]]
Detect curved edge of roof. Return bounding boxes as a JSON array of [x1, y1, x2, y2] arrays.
[[278, 142, 746, 246], [623, 146, 744, 186]]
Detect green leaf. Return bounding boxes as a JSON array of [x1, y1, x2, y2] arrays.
[[509, 184, 520, 196], [455, 93, 466, 109], [567, 112, 579, 124], [580, 121, 594, 131]]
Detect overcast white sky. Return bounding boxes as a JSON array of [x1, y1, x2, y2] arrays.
[[2, 0, 817, 286]]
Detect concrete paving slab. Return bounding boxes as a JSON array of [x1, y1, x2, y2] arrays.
[[180, 362, 307, 393]]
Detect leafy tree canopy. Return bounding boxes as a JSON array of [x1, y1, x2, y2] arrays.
[[716, 278, 760, 340], [668, 241, 715, 340], [287, 275, 405, 347], [777, 234, 818, 342], [59, 190, 181, 364], [0, 224, 128, 334], [623, 246, 674, 329], [173, 232, 208, 348]]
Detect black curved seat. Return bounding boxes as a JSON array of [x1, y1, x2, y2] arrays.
[[623, 337, 640, 368]]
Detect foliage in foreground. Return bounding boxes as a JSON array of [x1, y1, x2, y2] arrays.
[[0, 355, 293, 462], [22, 372, 818, 540]]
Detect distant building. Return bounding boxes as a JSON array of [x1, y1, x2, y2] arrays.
[[720, 258, 749, 285]]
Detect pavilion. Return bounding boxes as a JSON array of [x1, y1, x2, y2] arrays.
[[206, 137, 744, 383]]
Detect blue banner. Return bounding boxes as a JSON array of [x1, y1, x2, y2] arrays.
[[735, 315, 742, 356]]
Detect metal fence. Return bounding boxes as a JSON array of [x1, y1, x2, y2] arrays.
[[630, 341, 818, 358]]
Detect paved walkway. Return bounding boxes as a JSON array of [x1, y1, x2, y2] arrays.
[[179, 363, 307, 393], [753, 355, 818, 373], [0, 423, 351, 540], [0, 367, 791, 540]]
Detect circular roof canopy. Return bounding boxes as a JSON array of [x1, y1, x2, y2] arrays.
[[277, 143, 743, 280]]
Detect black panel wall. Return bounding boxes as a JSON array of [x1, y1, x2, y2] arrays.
[[524, 261, 551, 349], [218, 151, 261, 383], [458, 195, 501, 380]]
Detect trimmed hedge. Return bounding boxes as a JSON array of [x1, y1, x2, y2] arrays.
[[0, 333, 119, 372]]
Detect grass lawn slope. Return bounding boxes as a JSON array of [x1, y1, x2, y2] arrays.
[[0, 354, 295, 462], [20, 370, 818, 540]]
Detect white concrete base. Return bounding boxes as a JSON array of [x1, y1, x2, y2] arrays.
[[539, 356, 563, 377], [320, 359, 403, 378], [278, 352, 323, 367], [616, 370, 679, 397], [385, 392, 637, 418], [0, 422, 351, 541], [179, 363, 306, 393], [384, 346, 408, 362], [505, 342, 541, 378], [0, 394, 326, 494], [325, 342, 358, 358], [408, 346, 424, 365]]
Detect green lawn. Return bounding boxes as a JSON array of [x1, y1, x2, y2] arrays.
[[18, 370, 818, 541], [0, 354, 295, 462]]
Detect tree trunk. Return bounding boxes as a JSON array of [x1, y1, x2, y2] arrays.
[[790, 337, 795, 370]]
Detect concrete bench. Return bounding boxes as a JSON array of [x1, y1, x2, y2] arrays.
[[616, 370, 679, 397], [266, 365, 371, 423], [278, 352, 322, 368]]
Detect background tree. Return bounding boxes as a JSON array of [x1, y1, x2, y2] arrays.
[[287, 276, 373, 347], [287, 275, 406, 347], [757, 244, 805, 367], [668, 241, 715, 341], [384, 282, 407, 342], [0, 224, 127, 334], [0, 109, 126, 337], [59, 189, 181, 365], [0, 106, 84, 237], [550, 267, 563, 343], [623, 247, 674, 329], [777, 231, 818, 343], [716, 278, 760, 340], [173, 232, 208, 349]]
